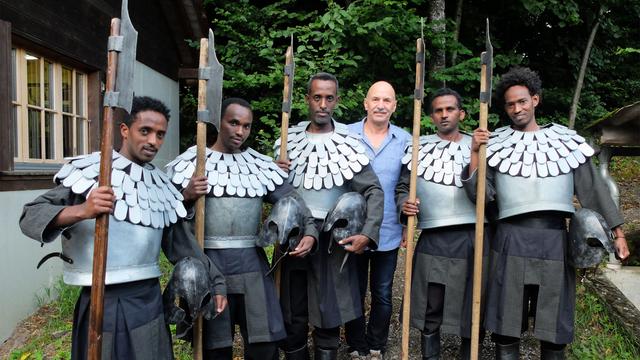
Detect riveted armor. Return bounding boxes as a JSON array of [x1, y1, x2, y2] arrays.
[[274, 120, 369, 218], [204, 196, 263, 249], [402, 134, 476, 228], [52, 151, 186, 286], [486, 124, 593, 219], [167, 146, 289, 249]]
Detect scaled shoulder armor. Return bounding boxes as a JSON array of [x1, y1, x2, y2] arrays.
[[487, 124, 594, 178], [401, 134, 471, 187], [54, 151, 186, 229], [166, 146, 288, 198], [273, 121, 370, 190]]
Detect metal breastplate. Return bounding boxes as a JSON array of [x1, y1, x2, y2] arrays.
[[296, 185, 349, 219], [61, 215, 163, 286], [416, 178, 477, 228], [494, 172, 575, 219], [204, 196, 263, 249]]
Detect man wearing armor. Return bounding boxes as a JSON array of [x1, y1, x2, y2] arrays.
[[275, 72, 384, 360], [166, 98, 318, 360], [465, 67, 630, 359], [344, 81, 410, 360], [19, 96, 226, 360], [397, 88, 489, 359]]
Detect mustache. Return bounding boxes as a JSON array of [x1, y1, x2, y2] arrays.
[[142, 145, 157, 152]]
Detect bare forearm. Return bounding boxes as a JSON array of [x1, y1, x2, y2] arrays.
[[50, 204, 89, 228]]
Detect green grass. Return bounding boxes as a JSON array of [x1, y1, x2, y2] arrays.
[[568, 283, 640, 359]]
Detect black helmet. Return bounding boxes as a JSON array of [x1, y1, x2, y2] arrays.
[[259, 194, 305, 251], [323, 192, 367, 252], [568, 208, 615, 268], [163, 256, 214, 338]]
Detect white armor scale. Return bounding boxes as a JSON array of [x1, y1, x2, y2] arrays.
[[166, 146, 288, 248], [402, 133, 477, 228], [487, 123, 595, 219], [54, 151, 187, 286], [274, 120, 370, 219]]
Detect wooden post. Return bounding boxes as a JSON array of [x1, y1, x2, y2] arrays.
[[87, 18, 120, 360], [470, 61, 489, 360], [401, 38, 425, 360], [192, 37, 209, 360]]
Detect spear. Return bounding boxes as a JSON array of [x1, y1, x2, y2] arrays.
[[274, 35, 295, 296], [88, 0, 137, 358], [401, 24, 426, 360], [192, 29, 224, 360], [470, 19, 493, 360]]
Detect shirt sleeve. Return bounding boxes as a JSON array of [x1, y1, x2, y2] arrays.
[[395, 166, 410, 225], [574, 160, 624, 229], [19, 185, 81, 244]]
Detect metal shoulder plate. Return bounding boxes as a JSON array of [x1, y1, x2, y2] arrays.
[[166, 146, 287, 198], [273, 120, 370, 190], [487, 124, 594, 178], [54, 151, 186, 229], [401, 133, 471, 188]]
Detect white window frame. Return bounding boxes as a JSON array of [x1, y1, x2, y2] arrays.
[[12, 47, 89, 164]]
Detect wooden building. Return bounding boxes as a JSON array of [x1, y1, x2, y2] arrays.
[[0, 0, 208, 342]]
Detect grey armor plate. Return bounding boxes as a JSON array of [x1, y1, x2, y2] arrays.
[[402, 134, 476, 227], [54, 151, 186, 229], [401, 134, 472, 188], [166, 146, 287, 197], [62, 215, 163, 286], [274, 120, 370, 191], [487, 123, 594, 178]]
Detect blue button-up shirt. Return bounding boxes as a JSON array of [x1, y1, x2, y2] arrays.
[[349, 118, 411, 251]]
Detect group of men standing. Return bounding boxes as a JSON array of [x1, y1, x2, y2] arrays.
[[19, 66, 629, 360]]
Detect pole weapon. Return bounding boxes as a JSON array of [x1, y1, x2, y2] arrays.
[[401, 20, 426, 360], [470, 18, 493, 360], [88, 0, 137, 358], [274, 35, 295, 296], [193, 29, 224, 360]]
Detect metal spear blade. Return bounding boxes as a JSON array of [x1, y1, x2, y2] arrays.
[[480, 18, 493, 107], [206, 29, 224, 130], [113, 0, 138, 113], [282, 34, 295, 114]]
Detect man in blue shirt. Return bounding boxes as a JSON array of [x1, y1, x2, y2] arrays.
[[346, 81, 411, 360]]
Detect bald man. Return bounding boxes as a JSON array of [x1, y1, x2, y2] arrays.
[[345, 81, 410, 360]]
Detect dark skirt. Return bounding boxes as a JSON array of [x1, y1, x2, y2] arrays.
[[203, 247, 286, 349], [71, 278, 173, 360], [409, 224, 489, 337], [484, 220, 575, 344]]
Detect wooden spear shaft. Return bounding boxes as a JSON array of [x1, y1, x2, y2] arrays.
[[470, 62, 489, 360], [401, 38, 424, 360], [88, 18, 120, 360], [192, 37, 209, 360], [275, 44, 293, 296]]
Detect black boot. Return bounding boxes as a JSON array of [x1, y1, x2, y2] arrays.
[[285, 345, 310, 360], [460, 337, 470, 360], [540, 346, 565, 360], [313, 347, 337, 360], [495, 341, 519, 360], [421, 331, 440, 359]]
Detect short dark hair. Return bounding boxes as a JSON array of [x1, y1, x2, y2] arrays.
[[125, 96, 170, 126], [307, 72, 339, 94], [429, 87, 464, 113], [495, 67, 542, 104], [221, 97, 252, 118]]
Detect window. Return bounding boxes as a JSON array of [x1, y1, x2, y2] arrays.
[[12, 48, 88, 165]]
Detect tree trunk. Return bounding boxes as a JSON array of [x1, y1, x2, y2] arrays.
[[568, 6, 604, 129], [451, 0, 463, 66], [428, 0, 446, 87]]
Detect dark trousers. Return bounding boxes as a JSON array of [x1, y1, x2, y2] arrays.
[[345, 248, 399, 353], [281, 268, 310, 352], [204, 294, 279, 360], [423, 283, 445, 334], [281, 267, 341, 351]]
